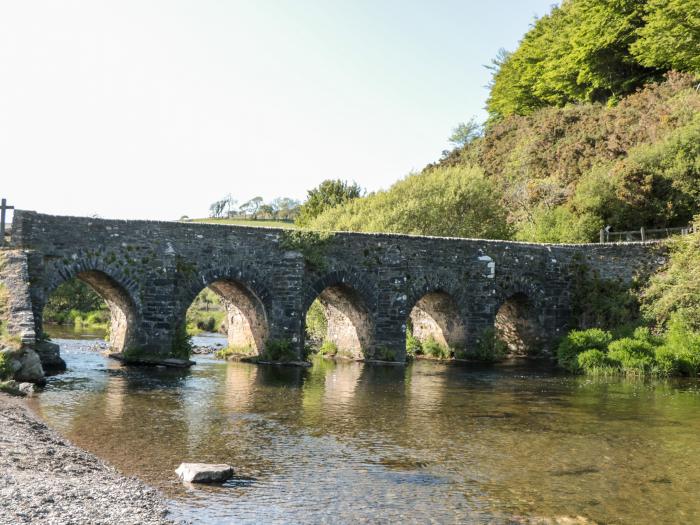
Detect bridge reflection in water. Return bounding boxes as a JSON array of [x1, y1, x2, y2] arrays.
[[31, 338, 700, 525]]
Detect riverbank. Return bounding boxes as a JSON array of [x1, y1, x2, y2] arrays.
[[0, 393, 173, 525]]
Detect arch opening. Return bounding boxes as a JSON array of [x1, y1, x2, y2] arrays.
[[407, 291, 466, 359], [43, 270, 137, 352], [495, 292, 543, 356], [304, 284, 373, 360], [187, 280, 268, 356]]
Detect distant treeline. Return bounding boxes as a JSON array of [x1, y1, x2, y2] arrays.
[[208, 195, 301, 221]]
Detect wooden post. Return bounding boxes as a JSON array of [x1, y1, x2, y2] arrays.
[[599, 228, 605, 243], [640, 226, 646, 242], [0, 198, 15, 247]]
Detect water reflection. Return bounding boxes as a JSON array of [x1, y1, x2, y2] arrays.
[[30, 339, 700, 525]]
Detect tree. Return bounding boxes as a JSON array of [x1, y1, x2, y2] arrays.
[[307, 166, 512, 240], [486, 0, 665, 119], [239, 196, 263, 219], [448, 118, 482, 148], [632, 0, 700, 73], [295, 180, 363, 227], [271, 197, 301, 221], [209, 199, 227, 218]]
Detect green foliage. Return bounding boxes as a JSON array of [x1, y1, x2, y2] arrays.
[[576, 349, 616, 374], [631, 0, 700, 73], [305, 299, 327, 342], [607, 337, 657, 374], [309, 165, 513, 240], [279, 230, 334, 270], [318, 340, 338, 357], [643, 227, 700, 331], [405, 322, 422, 357], [448, 118, 482, 148], [421, 337, 452, 360], [263, 338, 298, 362], [295, 180, 363, 227], [570, 258, 641, 331], [557, 328, 614, 372], [44, 279, 105, 324], [170, 324, 192, 360], [215, 345, 254, 360], [475, 328, 509, 362], [375, 346, 397, 362], [485, 0, 699, 119], [0, 352, 13, 380], [658, 315, 700, 375]]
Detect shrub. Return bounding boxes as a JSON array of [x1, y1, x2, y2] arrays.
[[318, 340, 338, 357], [660, 316, 700, 376], [305, 299, 327, 342], [472, 328, 508, 362], [557, 328, 613, 372], [263, 339, 297, 362], [405, 322, 422, 357], [215, 346, 254, 360], [653, 346, 681, 377], [0, 352, 13, 380], [422, 337, 451, 360], [606, 338, 657, 375], [576, 349, 616, 374]]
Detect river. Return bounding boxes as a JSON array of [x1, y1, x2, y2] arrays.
[[28, 330, 700, 524]]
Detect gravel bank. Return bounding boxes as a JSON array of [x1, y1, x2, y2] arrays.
[[0, 394, 174, 525]]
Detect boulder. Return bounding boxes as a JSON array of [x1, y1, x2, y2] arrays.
[[13, 348, 45, 384], [175, 463, 233, 483], [33, 341, 67, 374]]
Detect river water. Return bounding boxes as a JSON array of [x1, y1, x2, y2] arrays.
[[29, 332, 700, 524]]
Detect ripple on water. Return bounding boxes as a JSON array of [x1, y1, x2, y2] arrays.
[[29, 339, 700, 525]]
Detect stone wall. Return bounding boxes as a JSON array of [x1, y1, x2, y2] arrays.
[[9, 210, 666, 363]]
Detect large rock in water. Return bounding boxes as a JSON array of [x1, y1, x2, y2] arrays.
[[33, 341, 67, 374], [175, 463, 233, 483], [8, 348, 45, 384]]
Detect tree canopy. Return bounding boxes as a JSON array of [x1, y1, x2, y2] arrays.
[[486, 0, 700, 119]]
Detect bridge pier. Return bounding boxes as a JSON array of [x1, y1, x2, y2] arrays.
[[3, 211, 663, 370]]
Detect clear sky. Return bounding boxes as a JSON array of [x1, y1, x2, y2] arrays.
[[0, 1, 557, 221]]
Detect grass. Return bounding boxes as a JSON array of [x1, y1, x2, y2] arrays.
[[215, 345, 255, 360], [188, 218, 298, 229]]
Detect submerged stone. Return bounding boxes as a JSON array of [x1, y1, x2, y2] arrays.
[[175, 463, 233, 483]]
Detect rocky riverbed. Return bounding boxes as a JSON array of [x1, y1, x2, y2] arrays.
[[0, 393, 173, 525]]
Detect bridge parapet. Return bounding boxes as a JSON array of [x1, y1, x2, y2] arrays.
[[9, 210, 665, 364]]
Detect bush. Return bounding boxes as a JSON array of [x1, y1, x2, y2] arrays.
[[405, 322, 422, 357], [653, 346, 681, 376], [557, 328, 613, 372], [0, 352, 13, 380], [472, 328, 508, 362], [577, 349, 617, 374], [421, 337, 452, 360], [263, 339, 297, 362], [305, 299, 327, 342], [318, 340, 338, 357], [606, 338, 657, 375], [660, 316, 700, 376]]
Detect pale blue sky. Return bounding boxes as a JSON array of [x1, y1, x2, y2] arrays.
[[0, 1, 557, 220]]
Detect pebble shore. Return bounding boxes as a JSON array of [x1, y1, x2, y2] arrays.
[[0, 394, 173, 525]]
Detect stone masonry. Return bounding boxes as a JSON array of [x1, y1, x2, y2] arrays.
[[4, 210, 666, 364]]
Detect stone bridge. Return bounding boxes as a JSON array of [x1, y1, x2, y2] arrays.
[[2, 211, 663, 365]]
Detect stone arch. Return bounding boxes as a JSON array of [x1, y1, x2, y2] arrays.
[[494, 278, 547, 356], [302, 271, 375, 360], [183, 266, 272, 355], [408, 290, 467, 353], [40, 259, 141, 352]]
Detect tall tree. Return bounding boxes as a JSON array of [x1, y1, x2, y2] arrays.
[[295, 180, 363, 227]]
